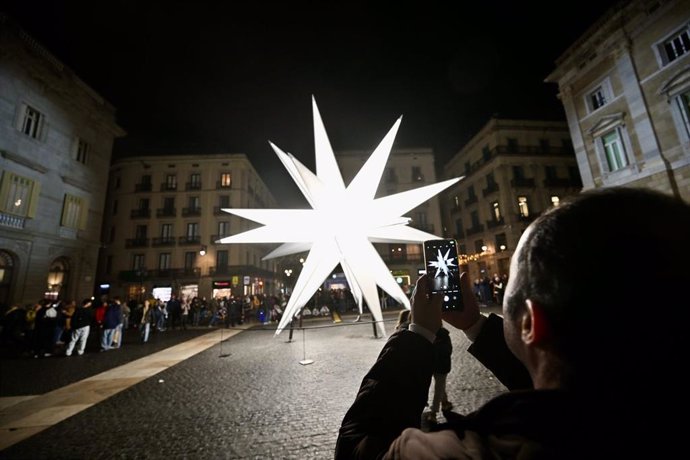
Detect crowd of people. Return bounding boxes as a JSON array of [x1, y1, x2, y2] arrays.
[[0, 293, 276, 357]]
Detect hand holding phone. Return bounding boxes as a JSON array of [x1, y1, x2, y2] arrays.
[[423, 238, 464, 312]]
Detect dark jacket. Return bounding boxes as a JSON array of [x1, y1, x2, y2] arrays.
[[432, 327, 452, 374], [335, 327, 581, 459], [71, 306, 93, 329], [103, 303, 122, 329]]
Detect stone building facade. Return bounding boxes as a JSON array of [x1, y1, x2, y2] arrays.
[[0, 15, 124, 306], [440, 118, 581, 283], [546, 0, 690, 201], [98, 154, 280, 303]]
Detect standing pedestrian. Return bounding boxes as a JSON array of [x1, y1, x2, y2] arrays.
[[65, 299, 93, 356], [423, 326, 453, 424], [140, 299, 153, 342]]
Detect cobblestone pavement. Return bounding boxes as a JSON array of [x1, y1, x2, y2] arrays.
[[1, 309, 506, 459]]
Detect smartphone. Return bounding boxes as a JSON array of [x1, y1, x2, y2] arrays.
[[423, 238, 463, 312]]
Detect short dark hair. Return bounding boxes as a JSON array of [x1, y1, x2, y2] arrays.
[[506, 187, 690, 379]]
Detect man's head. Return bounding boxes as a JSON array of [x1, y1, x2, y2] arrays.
[[502, 187, 690, 390]]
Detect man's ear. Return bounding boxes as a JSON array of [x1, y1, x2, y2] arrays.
[[521, 299, 549, 345]]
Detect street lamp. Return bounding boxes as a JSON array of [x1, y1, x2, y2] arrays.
[[481, 245, 488, 252], [199, 245, 207, 256]]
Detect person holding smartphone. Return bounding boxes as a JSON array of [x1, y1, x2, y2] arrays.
[[335, 187, 689, 459]]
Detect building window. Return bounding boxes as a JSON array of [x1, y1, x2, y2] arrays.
[[161, 223, 173, 238], [468, 185, 476, 201], [453, 195, 460, 209], [539, 139, 550, 152], [184, 251, 196, 270], [589, 86, 607, 110], [115, 176, 121, 189], [411, 166, 423, 182], [216, 250, 228, 267], [470, 210, 480, 228], [187, 222, 199, 238], [601, 129, 628, 172], [132, 254, 145, 270], [0, 172, 39, 217], [158, 253, 171, 270], [507, 138, 518, 153], [165, 174, 177, 190], [551, 196, 560, 207], [188, 196, 200, 210], [135, 225, 147, 239], [491, 201, 501, 221], [518, 196, 529, 217], [486, 172, 496, 188], [545, 165, 557, 180], [163, 197, 175, 210], [190, 173, 202, 189], [220, 173, 232, 187], [75, 138, 89, 164], [454, 218, 463, 237], [512, 166, 525, 180], [218, 221, 230, 237], [675, 90, 690, 137], [61, 194, 87, 229], [482, 145, 491, 161], [660, 26, 690, 65], [141, 175, 151, 185], [139, 198, 149, 210], [21, 105, 43, 139], [109, 226, 115, 243]]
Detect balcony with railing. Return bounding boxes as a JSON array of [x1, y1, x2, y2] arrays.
[[543, 177, 577, 188], [208, 264, 275, 278], [464, 195, 478, 207], [125, 238, 150, 248], [0, 212, 25, 229], [152, 237, 176, 247], [186, 182, 202, 191], [160, 183, 177, 192], [216, 181, 232, 189], [156, 207, 176, 218], [510, 177, 536, 188], [466, 224, 485, 236], [148, 267, 201, 279], [135, 182, 152, 192], [130, 208, 151, 219], [181, 207, 202, 217], [178, 235, 201, 245], [213, 206, 229, 216]]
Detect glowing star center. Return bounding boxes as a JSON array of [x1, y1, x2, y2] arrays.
[[219, 97, 463, 336], [429, 249, 456, 278]]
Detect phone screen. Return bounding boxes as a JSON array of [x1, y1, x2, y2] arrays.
[[423, 239, 463, 311]]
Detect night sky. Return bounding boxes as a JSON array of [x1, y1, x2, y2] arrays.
[[2, 1, 620, 206]]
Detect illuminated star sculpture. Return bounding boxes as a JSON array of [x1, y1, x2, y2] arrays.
[[220, 98, 462, 336], [429, 249, 456, 278]]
